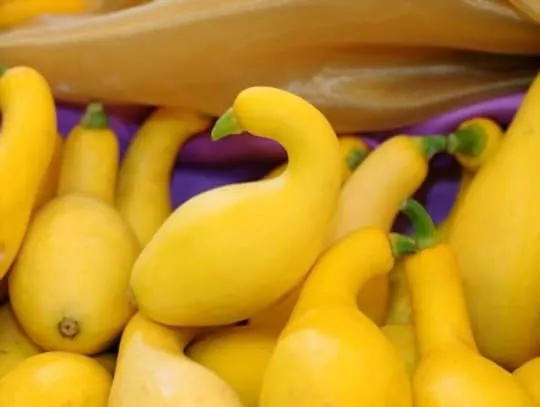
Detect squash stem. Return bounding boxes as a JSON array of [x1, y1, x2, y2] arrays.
[[400, 199, 437, 250], [345, 148, 369, 171], [81, 102, 109, 130], [414, 136, 447, 159], [446, 125, 486, 157], [0, 65, 6, 77], [390, 233, 417, 257], [211, 107, 243, 141]]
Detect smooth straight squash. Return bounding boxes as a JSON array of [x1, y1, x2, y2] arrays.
[[0, 65, 57, 280], [448, 73, 540, 370], [402, 199, 535, 407], [260, 226, 414, 407], [116, 108, 211, 247], [130, 87, 342, 326]]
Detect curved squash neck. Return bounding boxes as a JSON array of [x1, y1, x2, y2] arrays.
[[405, 245, 477, 357], [121, 313, 197, 355], [219, 87, 342, 194], [292, 229, 395, 318]]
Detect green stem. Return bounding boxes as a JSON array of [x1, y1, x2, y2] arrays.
[[446, 125, 486, 157], [400, 199, 437, 250], [211, 107, 243, 141], [390, 233, 417, 257], [345, 148, 369, 171], [0, 65, 7, 77], [413, 136, 447, 160], [81, 102, 109, 130]]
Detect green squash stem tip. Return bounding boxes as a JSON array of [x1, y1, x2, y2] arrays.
[[81, 102, 109, 130], [211, 107, 243, 141], [0, 65, 7, 77], [390, 233, 417, 257], [400, 198, 437, 251], [447, 125, 486, 157], [346, 148, 369, 171], [415, 136, 447, 160]]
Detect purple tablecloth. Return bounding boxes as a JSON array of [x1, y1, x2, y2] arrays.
[[56, 93, 524, 228]]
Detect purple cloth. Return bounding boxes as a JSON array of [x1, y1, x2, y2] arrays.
[[56, 94, 523, 227]]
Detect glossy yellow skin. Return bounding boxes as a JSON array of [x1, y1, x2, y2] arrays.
[[109, 313, 243, 407], [131, 87, 342, 326], [260, 228, 412, 407], [448, 74, 540, 369], [264, 135, 370, 182], [514, 358, 540, 404], [33, 132, 64, 212], [116, 108, 211, 246], [0, 305, 41, 379], [58, 107, 119, 205], [0, 66, 57, 280], [436, 117, 504, 240], [0, 351, 111, 407], [93, 352, 117, 375], [0, 0, 86, 29], [405, 244, 535, 407], [381, 262, 418, 377], [188, 325, 277, 407], [330, 135, 434, 325], [9, 195, 140, 354]]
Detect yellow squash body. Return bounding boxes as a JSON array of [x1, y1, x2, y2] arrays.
[[58, 106, 119, 205], [514, 358, 540, 404], [0, 66, 57, 279], [448, 74, 540, 369], [260, 228, 412, 407], [188, 325, 277, 407], [130, 87, 342, 326], [116, 108, 210, 246], [0, 305, 41, 379], [33, 132, 64, 212], [330, 135, 437, 325], [381, 261, 418, 377], [109, 313, 243, 407], [0, 351, 112, 407], [436, 117, 504, 240], [264, 135, 369, 182], [406, 244, 535, 406], [9, 195, 139, 354]]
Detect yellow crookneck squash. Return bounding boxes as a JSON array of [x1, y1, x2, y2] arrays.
[[0, 65, 57, 280], [260, 226, 415, 406], [130, 86, 343, 327], [401, 198, 535, 407], [183, 136, 375, 407], [109, 313, 243, 407], [436, 117, 504, 240], [327, 134, 446, 325], [448, 73, 540, 370], [381, 117, 505, 377], [116, 108, 211, 247], [57, 102, 119, 205]]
